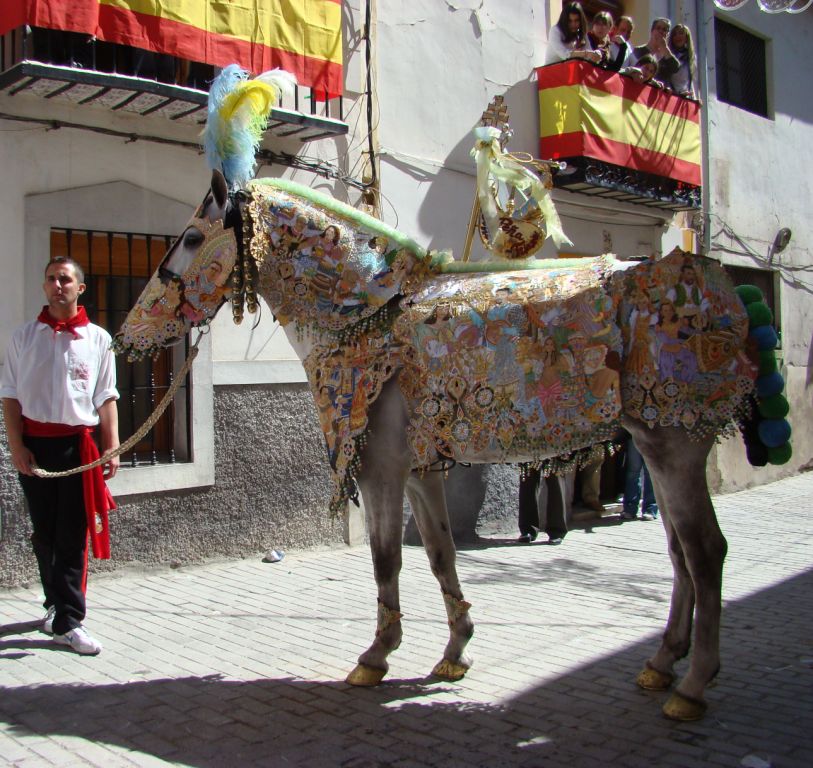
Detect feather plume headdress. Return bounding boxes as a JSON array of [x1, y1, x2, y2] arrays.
[[203, 65, 297, 189]]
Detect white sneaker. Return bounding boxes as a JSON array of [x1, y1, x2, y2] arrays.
[[53, 626, 102, 655], [42, 606, 56, 635]]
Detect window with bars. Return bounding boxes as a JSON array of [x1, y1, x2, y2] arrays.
[[715, 18, 768, 118], [51, 228, 191, 465]]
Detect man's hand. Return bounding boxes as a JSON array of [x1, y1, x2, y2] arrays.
[[10, 443, 36, 475], [102, 453, 119, 480]]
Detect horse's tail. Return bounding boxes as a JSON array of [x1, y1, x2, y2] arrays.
[[735, 285, 792, 467]]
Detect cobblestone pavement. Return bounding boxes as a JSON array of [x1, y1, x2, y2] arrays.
[[1, 473, 812, 768]]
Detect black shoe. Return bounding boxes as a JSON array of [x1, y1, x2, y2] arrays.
[[620, 512, 637, 521], [517, 531, 538, 544]]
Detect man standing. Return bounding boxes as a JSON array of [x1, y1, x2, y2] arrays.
[[632, 18, 679, 82], [517, 466, 570, 546], [1, 257, 119, 655]]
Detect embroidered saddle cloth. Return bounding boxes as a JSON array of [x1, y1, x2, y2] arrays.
[[395, 255, 625, 464]]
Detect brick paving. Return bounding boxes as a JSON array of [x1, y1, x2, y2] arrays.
[[1, 473, 812, 767]]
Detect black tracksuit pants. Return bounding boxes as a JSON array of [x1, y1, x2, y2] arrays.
[[19, 434, 88, 635]]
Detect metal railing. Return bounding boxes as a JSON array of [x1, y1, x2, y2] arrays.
[[1, 25, 344, 121]]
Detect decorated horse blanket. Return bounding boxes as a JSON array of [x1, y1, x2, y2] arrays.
[[152, 180, 753, 515]]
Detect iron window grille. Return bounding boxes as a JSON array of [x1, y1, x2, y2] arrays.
[[52, 227, 191, 467]]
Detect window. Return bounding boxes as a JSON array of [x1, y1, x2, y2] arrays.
[[725, 265, 781, 344], [51, 228, 191, 465], [714, 18, 768, 118]]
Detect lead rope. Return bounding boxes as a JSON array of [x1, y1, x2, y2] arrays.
[[31, 332, 204, 479]]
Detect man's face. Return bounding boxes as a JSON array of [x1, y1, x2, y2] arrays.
[[652, 21, 670, 42], [43, 262, 85, 313], [641, 62, 657, 80], [616, 20, 632, 40], [682, 266, 696, 285]]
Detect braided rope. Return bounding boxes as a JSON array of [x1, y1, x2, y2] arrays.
[[32, 334, 202, 479]]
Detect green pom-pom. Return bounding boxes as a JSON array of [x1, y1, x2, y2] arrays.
[[746, 301, 773, 327], [767, 443, 792, 465], [736, 284, 763, 305], [758, 349, 778, 375], [758, 394, 789, 419]]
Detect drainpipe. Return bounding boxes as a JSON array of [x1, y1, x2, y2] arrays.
[[695, 0, 712, 256]]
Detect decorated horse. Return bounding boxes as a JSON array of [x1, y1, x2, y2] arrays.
[[114, 67, 791, 721]]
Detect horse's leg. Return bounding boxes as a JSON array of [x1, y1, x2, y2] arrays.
[[629, 423, 726, 720], [345, 381, 412, 686], [405, 471, 474, 681]]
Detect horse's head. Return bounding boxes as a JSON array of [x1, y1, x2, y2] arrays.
[[113, 170, 240, 359]]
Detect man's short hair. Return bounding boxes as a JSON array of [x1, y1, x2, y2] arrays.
[[651, 17, 671, 32], [45, 256, 85, 283]]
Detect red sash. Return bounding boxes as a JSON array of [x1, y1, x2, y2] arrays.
[[22, 418, 115, 560]]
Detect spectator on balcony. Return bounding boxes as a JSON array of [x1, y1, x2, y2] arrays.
[[623, 54, 665, 89], [544, 2, 596, 65], [583, 11, 613, 68], [667, 24, 698, 99], [586, 11, 632, 72], [632, 18, 679, 83], [608, 15, 636, 71]]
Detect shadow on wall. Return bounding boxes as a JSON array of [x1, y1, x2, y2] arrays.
[[394, 73, 556, 260]]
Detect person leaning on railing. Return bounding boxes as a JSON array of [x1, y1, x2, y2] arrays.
[[667, 24, 698, 99], [631, 17, 679, 84], [545, 1, 594, 64]]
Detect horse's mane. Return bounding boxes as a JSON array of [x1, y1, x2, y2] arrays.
[[249, 178, 429, 260]]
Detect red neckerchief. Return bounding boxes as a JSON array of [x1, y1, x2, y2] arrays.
[[37, 305, 90, 337]]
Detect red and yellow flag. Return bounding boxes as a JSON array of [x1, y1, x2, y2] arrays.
[[1, 1, 343, 97], [537, 61, 700, 186]]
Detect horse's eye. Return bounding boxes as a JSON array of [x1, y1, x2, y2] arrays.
[[184, 229, 205, 247]]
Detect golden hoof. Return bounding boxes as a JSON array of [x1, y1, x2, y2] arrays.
[[636, 664, 675, 691], [663, 691, 708, 721], [432, 658, 469, 682], [345, 664, 387, 687]]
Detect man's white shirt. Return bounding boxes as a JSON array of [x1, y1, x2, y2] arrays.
[[0, 319, 119, 426]]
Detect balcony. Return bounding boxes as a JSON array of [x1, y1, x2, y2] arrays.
[[537, 60, 701, 211], [0, 26, 348, 143]]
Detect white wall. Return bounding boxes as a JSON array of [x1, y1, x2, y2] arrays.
[[703, 5, 813, 486], [374, 0, 668, 261]]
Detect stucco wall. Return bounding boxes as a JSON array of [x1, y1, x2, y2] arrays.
[[703, 4, 813, 487], [0, 384, 345, 588]]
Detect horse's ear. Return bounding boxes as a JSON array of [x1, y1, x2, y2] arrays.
[[211, 169, 229, 209]]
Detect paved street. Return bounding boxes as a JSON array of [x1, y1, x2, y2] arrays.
[[1, 472, 812, 768]]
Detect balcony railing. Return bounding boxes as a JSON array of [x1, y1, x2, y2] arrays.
[[0, 26, 348, 142], [537, 60, 701, 211]]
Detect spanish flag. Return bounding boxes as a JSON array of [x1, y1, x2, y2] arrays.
[[537, 61, 700, 186], [2, 1, 343, 97]]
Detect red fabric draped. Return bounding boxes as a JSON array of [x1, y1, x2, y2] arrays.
[[23, 418, 115, 560]]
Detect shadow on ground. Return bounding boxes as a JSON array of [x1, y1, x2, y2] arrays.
[[1, 569, 811, 767]]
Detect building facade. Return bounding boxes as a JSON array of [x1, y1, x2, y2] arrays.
[[1, 0, 810, 585]]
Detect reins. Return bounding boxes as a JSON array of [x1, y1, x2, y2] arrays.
[[31, 331, 204, 479]]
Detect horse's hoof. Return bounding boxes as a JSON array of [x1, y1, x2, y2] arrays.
[[636, 663, 675, 691], [662, 690, 708, 721], [346, 664, 387, 686], [432, 658, 470, 681]]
